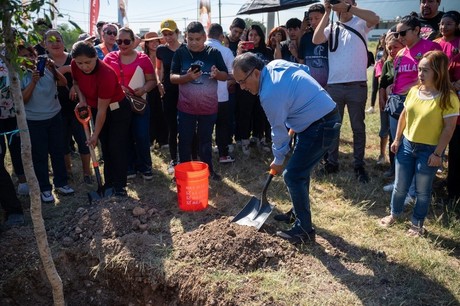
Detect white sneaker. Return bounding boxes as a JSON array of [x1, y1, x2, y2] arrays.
[[383, 183, 394, 192], [228, 144, 234, 153], [365, 106, 375, 114], [219, 156, 235, 164], [41, 191, 55, 203], [17, 183, 29, 196], [56, 185, 75, 195], [167, 160, 177, 175]]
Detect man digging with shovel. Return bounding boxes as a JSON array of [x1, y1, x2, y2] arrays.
[[233, 53, 341, 244]]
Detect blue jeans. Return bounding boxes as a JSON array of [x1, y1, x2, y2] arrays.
[[391, 138, 438, 227], [27, 112, 68, 192], [178, 111, 217, 173], [128, 103, 152, 173], [283, 110, 341, 232]]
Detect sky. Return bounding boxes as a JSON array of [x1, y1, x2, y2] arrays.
[[55, 0, 458, 35]]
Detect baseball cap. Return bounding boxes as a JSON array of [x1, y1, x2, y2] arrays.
[[160, 19, 177, 32]]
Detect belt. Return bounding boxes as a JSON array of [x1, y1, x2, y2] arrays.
[[336, 81, 366, 86], [311, 107, 338, 126]]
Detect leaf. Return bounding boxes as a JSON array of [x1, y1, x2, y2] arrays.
[[68, 20, 82, 32]]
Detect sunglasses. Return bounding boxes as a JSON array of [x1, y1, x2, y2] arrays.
[[394, 28, 413, 38], [104, 30, 117, 36], [116, 39, 132, 45]]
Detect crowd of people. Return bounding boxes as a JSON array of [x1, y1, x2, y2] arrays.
[[1, 0, 459, 242]]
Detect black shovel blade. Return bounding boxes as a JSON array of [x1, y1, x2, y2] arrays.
[[232, 196, 274, 230], [87, 187, 114, 204]]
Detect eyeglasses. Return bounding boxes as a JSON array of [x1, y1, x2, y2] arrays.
[[236, 68, 255, 85], [116, 39, 132, 45], [394, 28, 413, 38], [104, 30, 118, 36]]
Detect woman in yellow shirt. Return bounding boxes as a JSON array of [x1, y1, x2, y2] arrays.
[[380, 50, 459, 236]]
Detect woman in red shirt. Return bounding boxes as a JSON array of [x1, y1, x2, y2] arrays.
[[70, 41, 132, 197]]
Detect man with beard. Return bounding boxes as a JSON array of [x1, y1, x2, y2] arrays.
[[419, 0, 444, 40]]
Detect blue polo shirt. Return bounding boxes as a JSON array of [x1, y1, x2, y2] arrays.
[[259, 60, 336, 165]]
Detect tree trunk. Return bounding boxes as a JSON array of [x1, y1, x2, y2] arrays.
[[2, 11, 65, 306]]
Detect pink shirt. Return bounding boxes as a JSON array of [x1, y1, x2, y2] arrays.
[[435, 37, 460, 60], [392, 39, 442, 95], [103, 51, 154, 90]]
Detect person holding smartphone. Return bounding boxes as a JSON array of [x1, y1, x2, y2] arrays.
[[170, 21, 228, 181]]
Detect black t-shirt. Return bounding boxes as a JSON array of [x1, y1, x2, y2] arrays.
[[156, 43, 185, 89], [419, 11, 443, 41], [226, 35, 239, 57], [248, 45, 274, 65], [280, 41, 297, 63], [57, 53, 75, 116], [298, 31, 329, 87]]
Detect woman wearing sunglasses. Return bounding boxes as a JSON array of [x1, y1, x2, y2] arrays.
[[382, 15, 441, 203], [95, 23, 120, 60], [103, 27, 157, 181]]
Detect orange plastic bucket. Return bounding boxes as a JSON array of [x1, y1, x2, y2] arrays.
[[174, 161, 209, 211]]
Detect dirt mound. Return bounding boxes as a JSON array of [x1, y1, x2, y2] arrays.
[[174, 217, 297, 273]]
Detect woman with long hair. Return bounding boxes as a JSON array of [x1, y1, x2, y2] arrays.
[[71, 41, 132, 196], [103, 27, 157, 180], [142, 32, 168, 149], [236, 24, 274, 155], [380, 51, 459, 236], [267, 26, 287, 58]]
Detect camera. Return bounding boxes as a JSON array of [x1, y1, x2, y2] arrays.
[[329, 0, 340, 4], [37, 55, 47, 76]]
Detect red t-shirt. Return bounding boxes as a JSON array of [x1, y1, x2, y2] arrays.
[[71, 59, 125, 108]]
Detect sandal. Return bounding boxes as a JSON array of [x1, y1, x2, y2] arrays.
[[379, 215, 396, 227], [407, 224, 426, 237]]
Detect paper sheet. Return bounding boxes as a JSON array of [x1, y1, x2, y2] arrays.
[[128, 65, 146, 99]]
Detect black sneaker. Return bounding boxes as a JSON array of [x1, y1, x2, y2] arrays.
[[273, 209, 296, 224], [355, 166, 369, 183], [324, 162, 339, 174], [114, 188, 128, 197], [276, 227, 316, 245], [210, 172, 222, 181]]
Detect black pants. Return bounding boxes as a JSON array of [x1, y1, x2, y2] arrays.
[[0, 147, 23, 218], [94, 98, 132, 190], [162, 87, 179, 162], [448, 124, 460, 199], [235, 87, 264, 140], [148, 87, 168, 146], [216, 102, 230, 157], [0, 117, 24, 177]]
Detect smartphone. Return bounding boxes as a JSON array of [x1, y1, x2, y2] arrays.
[[37, 55, 47, 76], [304, 11, 309, 19], [241, 41, 255, 50], [329, 0, 340, 4], [191, 64, 201, 72]]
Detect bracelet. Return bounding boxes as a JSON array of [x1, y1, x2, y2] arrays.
[[346, 4, 352, 12], [433, 152, 442, 157]]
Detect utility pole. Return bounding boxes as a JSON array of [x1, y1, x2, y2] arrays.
[[219, 0, 221, 25]]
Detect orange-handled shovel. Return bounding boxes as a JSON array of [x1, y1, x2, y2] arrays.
[[75, 106, 113, 203]]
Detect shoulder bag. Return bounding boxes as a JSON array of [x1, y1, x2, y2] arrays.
[[384, 51, 405, 119], [337, 22, 375, 68], [117, 57, 147, 115]]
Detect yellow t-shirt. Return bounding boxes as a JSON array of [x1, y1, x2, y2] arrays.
[[404, 87, 459, 145]]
